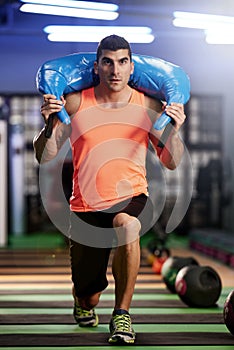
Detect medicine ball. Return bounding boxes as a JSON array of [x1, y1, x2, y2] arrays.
[[152, 247, 170, 274], [161, 256, 199, 293], [146, 242, 160, 266], [175, 265, 222, 307], [223, 290, 234, 335]]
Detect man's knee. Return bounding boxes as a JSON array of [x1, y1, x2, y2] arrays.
[[113, 213, 141, 245], [73, 285, 101, 310], [78, 293, 101, 310]]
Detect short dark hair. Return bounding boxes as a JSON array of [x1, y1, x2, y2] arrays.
[[96, 34, 132, 62]]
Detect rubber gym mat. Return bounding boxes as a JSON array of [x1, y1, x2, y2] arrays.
[[0, 313, 223, 324], [0, 332, 234, 346], [0, 347, 234, 350], [0, 248, 233, 348]]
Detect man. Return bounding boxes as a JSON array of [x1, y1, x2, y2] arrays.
[[33, 35, 186, 345]]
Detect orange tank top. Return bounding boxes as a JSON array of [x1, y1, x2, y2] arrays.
[[69, 87, 153, 212]]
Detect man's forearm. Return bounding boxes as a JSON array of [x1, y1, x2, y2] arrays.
[[159, 131, 184, 170], [33, 127, 58, 163], [33, 123, 71, 163]]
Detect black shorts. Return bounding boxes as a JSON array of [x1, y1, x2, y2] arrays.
[[69, 193, 154, 297], [74, 193, 149, 228]]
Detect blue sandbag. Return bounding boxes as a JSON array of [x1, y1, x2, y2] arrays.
[[36, 52, 190, 129]]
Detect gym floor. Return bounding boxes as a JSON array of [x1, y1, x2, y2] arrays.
[[0, 232, 234, 349]]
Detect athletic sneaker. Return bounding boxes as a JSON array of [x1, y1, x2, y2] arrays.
[[108, 312, 136, 344], [73, 302, 99, 327]]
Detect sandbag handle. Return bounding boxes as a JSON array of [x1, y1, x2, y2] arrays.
[[45, 114, 55, 138], [157, 119, 175, 149]]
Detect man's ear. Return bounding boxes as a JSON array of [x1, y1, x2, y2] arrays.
[[130, 61, 134, 74], [94, 61, 98, 75]]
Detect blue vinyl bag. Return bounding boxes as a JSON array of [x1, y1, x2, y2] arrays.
[[36, 52, 190, 130]]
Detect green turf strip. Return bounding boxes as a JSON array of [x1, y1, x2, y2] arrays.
[[0, 307, 222, 315], [0, 293, 181, 302], [0, 291, 230, 302], [8, 232, 65, 249], [0, 324, 229, 334], [1, 347, 234, 350]]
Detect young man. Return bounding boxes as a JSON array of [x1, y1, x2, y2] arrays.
[[33, 35, 186, 345]]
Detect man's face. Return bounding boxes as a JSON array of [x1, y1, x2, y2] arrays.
[[94, 49, 134, 92]]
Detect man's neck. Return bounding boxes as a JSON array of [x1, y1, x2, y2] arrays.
[[94, 85, 132, 108]]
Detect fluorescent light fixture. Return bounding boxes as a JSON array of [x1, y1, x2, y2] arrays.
[[20, 3, 119, 20], [44, 25, 155, 43], [20, 0, 119, 12], [173, 11, 234, 45], [44, 25, 152, 34], [47, 33, 154, 43], [206, 35, 234, 45], [173, 18, 212, 30], [205, 28, 234, 44], [173, 11, 234, 29]]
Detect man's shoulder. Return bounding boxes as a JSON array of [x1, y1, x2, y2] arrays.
[[64, 91, 81, 117], [65, 90, 81, 99], [144, 94, 163, 113]]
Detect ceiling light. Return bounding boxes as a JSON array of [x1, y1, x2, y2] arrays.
[[173, 11, 234, 29], [47, 32, 154, 43], [44, 25, 152, 34], [173, 18, 212, 30], [205, 29, 234, 44], [173, 11, 234, 45], [44, 25, 155, 43], [20, 0, 118, 12], [20, 3, 119, 20]]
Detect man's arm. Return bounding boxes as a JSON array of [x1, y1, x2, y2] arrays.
[[33, 121, 71, 163], [33, 92, 80, 163], [156, 122, 184, 170], [145, 96, 186, 170]]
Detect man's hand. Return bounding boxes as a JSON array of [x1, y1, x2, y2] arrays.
[[40, 94, 65, 124], [163, 103, 186, 132]]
